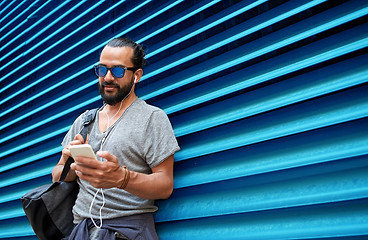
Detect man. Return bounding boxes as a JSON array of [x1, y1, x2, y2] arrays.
[[52, 37, 180, 240]]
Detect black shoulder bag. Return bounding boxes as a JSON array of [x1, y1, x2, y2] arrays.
[[20, 108, 98, 240]]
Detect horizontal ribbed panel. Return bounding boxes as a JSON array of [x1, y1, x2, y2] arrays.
[[1, 0, 367, 239]]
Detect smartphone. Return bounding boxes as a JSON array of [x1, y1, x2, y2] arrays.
[[69, 144, 97, 162]]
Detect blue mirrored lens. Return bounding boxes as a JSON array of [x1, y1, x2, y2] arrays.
[[111, 67, 125, 78], [95, 66, 107, 77], [94, 66, 126, 78]]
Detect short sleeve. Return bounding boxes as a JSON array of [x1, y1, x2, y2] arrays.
[[143, 109, 180, 168]]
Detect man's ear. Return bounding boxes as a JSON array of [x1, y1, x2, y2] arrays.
[[134, 69, 143, 84]]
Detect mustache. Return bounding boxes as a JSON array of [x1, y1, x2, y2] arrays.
[[101, 81, 120, 88]]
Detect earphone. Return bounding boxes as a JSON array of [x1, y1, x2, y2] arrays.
[[134, 76, 137, 83]]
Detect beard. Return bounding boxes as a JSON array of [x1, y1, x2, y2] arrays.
[[98, 76, 134, 106]]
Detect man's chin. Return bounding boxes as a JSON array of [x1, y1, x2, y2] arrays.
[[104, 91, 116, 96], [103, 99, 119, 106]]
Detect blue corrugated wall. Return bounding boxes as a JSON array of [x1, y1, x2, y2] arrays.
[[1, 0, 368, 239]]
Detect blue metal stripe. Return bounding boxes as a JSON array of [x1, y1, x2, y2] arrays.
[[156, 199, 368, 239], [0, 190, 31, 203], [0, 0, 73, 47], [0, 0, 152, 102], [1, 6, 366, 156], [142, 0, 326, 80], [0, 180, 53, 203], [1, 2, 368, 239], [112, 0, 184, 40], [2, 66, 367, 146], [138, 0, 222, 43], [0, 0, 28, 31], [2, 43, 367, 152], [143, 0, 266, 78], [0, 224, 34, 238], [0, 0, 9, 11], [0, 166, 54, 188], [142, 36, 368, 100], [163, 5, 368, 114], [173, 69, 368, 136], [158, 168, 368, 221], [0, 126, 70, 159], [0, 1, 218, 118], [0, 0, 49, 42], [0, 147, 62, 173], [2, 2, 365, 121], [175, 100, 368, 161], [0, 77, 98, 131], [3, 84, 367, 169], [0, 95, 101, 157], [0, 0, 130, 86], [0, 0, 185, 112], [0, 208, 24, 221], [0, 0, 219, 115], [174, 137, 368, 189], [143, 0, 266, 59], [0, 0, 91, 63], [0, 0, 18, 22]]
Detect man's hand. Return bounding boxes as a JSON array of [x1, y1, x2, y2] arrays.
[[70, 151, 125, 189], [70, 151, 175, 200], [62, 134, 86, 163], [52, 134, 86, 182]]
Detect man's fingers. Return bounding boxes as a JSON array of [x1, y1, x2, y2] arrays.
[[72, 156, 100, 168], [71, 161, 97, 174], [72, 134, 85, 144], [66, 134, 85, 147], [62, 148, 72, 157], [97, 151, 119, 163]]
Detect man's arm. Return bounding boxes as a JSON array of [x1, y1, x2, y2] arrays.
[[124, 155, 174, 199], [51, 134, 85, 183], [70, 152, 175, 199]]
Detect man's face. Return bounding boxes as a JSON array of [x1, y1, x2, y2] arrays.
[[97, 46, 135, 106]]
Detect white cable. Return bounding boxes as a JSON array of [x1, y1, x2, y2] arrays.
[[104, 99, 123, 130], [89, 83, 133, 228], [89, 99, 123, 228], [89, 188, 105, 229]]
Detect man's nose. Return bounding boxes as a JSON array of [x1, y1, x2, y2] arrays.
[[104, 69, 115, 80]]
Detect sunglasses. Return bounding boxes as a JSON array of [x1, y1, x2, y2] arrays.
[[94, 65, 137, 78]]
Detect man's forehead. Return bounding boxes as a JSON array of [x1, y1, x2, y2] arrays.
[[100, 46, 134, 64]]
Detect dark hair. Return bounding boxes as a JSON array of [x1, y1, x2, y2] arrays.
[[105, 37, 146, 69]]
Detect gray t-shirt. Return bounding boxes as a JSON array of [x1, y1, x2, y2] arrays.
[[61, 98, 180, 223]]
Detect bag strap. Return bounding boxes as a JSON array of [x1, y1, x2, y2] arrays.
[[59, 108, 99, 181]]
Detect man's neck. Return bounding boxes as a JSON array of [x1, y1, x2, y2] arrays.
[[104, 93, 137, 115]]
